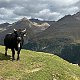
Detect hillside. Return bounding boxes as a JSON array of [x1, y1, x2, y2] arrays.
[[0, 17, 50, 45], [29, 18, 55, 25], [0, 46, 80, 80], [0, 23, 11, 32], [36, 14, 80, 40]]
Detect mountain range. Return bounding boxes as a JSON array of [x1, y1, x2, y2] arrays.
[[0, 17, 51, 45], [0, 12, 80, 44], [36, 12, 80, 42], [0, 12, 80, 43], [0, 12, 80, 64]]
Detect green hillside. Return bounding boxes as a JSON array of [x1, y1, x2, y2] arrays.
[[0, 46, 80, 80]]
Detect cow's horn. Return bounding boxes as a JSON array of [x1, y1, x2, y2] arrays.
[[14, 29, 17, 31], [22, 28, 26, 32]]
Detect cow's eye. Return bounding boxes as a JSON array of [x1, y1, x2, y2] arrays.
[[24, 34, 26, 37]]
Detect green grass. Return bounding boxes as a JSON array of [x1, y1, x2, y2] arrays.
[[0, 46, 80, 80]]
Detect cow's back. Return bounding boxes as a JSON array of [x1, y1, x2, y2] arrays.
[[4, 33, 17, 48]]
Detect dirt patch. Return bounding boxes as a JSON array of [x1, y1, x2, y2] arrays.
[[26, 68, 42, 73]]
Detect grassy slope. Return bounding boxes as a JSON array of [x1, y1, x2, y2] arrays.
[[0, 46, 80, 80]]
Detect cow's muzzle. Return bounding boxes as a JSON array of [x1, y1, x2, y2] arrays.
[[17, 37, 22, 42]]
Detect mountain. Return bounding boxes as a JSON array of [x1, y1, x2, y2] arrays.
[[0, 22, 10, 28], [29, 18, 52, 33], [23, 12, 80, 64], [11, 17, 50, 33], [12, 18, 34, 38], [0, 45, 80, 80], [0, 17, 51, 45], [1, 12, 80, 65], [36, 13, 80, 41], [73, 12, 80, 20], [29, 18, 55, 25], [0, 22, 11, 32], [29, 18, 41, 23], [0, 18, 34, 45]]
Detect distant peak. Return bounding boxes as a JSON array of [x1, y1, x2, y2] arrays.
[[74, 11, 80, 15], [29, 18, 40, 22], [0, 22, 10, 26], [64, 14, 72, 17], [73, 11, 80, 17], [57, 14, 72, 22], [21, 17, 29, 21], [73, 11, 80, 20], [18, 17, 31, 23], [30, 18, 39, 20]]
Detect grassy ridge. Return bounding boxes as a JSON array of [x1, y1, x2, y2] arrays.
[[0, 46, 80, 80]]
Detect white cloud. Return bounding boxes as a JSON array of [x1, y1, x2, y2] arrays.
[[53, 0, 79, 6], [61, 6, 79, 15], [36, 9, 62, 21], [0, 0, 80, 23]]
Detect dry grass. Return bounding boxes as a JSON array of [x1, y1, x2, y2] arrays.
[[0, 46, 80, 80]]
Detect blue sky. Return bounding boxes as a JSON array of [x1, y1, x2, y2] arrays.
[[0, 0, 80, 23]]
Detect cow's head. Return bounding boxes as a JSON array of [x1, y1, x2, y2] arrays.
[[14, 28, 27, 42]]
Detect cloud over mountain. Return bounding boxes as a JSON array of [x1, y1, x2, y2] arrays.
[[0, 0, 80, 23]]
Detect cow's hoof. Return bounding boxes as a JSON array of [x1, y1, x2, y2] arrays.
[[12, 58, 15, 61], [17, 58, 20, 61]]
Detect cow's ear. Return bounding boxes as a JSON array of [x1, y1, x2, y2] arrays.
[[14, 29, 17, 34]]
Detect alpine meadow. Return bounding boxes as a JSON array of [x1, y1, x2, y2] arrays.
[[0, 0, 80, 80]]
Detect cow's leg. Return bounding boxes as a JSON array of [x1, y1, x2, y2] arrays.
[[11, 49, 15, 60], [5, 47, 8, 56], [17, 50, 20, 60]]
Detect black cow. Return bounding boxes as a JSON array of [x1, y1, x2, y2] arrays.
[[4, 29, 26, 60]]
